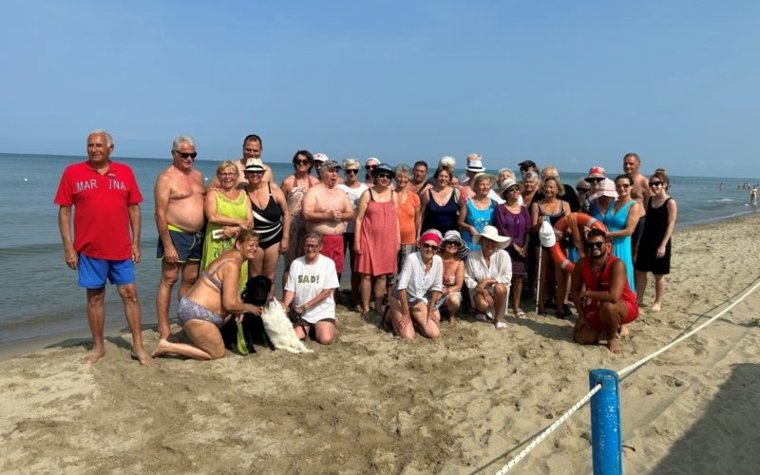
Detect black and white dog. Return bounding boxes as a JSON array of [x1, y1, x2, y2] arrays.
[[220, 275, 275, 353]]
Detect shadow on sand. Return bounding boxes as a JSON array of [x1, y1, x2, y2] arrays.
[[650, 363, 760, 473]]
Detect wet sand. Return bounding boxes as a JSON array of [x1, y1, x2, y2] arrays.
[[2, 215, 760, 474]]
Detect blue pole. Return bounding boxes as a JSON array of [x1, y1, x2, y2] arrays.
[[589, 368, 622, 475]]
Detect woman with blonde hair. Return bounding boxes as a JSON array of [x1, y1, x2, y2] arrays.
[[201, 161, 253, 289]]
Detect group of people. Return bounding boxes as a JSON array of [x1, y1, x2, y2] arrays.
[[56, 130, 678, 364]]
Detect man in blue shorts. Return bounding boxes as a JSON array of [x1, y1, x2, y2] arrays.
[[54, 130, 152, 365]]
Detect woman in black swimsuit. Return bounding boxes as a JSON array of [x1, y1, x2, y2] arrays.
[[245, 159, 291, 285]]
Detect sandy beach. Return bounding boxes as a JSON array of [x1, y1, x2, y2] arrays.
[[2, 215, 760, 474]]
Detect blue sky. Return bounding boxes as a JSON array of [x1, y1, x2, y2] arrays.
[[1, 0, 758, 177]]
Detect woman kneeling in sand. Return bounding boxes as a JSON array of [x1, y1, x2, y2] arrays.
[[386, 230, 444, 339], [152, 229, 263, 360]]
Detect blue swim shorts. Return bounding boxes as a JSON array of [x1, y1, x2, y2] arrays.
[[78, 254, 136, 289], [157, 225, 204, 263]]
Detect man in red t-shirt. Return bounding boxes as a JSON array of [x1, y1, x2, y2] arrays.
[[54, 130, 152, 365], [571, 228, 639, 354]]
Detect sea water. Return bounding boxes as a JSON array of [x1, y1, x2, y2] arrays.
[[0, 152, 757, 345]]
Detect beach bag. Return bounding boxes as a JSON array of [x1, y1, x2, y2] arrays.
[[260, 299, 313, 354]]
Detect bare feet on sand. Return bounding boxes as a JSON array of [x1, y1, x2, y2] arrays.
[[131, 350, 154, 366], [608, 338, 622, 354], [81, 348, 105, 364], [151, 339, 171, 358], [619, 324, 630, 338], [650, 302, 662, 312]]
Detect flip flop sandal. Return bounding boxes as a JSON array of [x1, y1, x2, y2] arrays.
[[514, 309, 527, 319], [494, 321, 508, 330]]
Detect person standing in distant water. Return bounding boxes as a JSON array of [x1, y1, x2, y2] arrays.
[[207, 134, 274, 188], [622, 152, 650, 253], [751, 186, 758, 206], [635, 170, 677, 312], [302, 160, 355, 280], [281, 150, 320, 290], [410, 160, 429, 193], [54, 130, 152, 365], [154, 135, 207, 340]]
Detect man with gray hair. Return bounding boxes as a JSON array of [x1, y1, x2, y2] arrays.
[[154, 135, 206, 340], [302, 160, 355, 278], [54, 130, 151, 364]]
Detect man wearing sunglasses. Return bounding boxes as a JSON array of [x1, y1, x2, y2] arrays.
[[154, 135, 206, 340], [571, 228, 638, 354]]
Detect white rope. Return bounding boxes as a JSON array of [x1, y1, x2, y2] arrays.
[[495, 383, 602, 474], [493, 277, 760, 474], [617, 278, 760, 378]]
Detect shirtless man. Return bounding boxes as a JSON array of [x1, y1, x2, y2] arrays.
[[302, 160, 354, 278], [623, 153, 650, 253], [154, 135, 206, 339], [208, 134, 274, 188], [571, 229, 639, 353]]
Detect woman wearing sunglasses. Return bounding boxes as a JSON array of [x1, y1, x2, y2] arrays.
[[635, 169, 677, 312], [354, 163, 400, 318], [494, 178, 530, 319], [602, 174, 641, 295], [281, 150, 320, 288], [337, 158, 368, 306], [436, 230, 466, 324], [387, 230, 444, 339]]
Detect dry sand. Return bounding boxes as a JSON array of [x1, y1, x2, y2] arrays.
[[2, 215, 760, 474]]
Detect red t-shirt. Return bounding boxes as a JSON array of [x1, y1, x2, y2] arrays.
[[54, 160, 143, 260]]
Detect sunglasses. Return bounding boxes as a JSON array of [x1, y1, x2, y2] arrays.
[[586, 177, 604, 183], [649, 181, 663, 187], [345, 169, 359, 175], [444, 241, 462, 247], [585, 241, 606, 250], [506, 187, 520, 193], [377, 173, 393, 180], [175, 151, 197, 159], [304, 244, 320, 250], [576, 187, 590, 193], [245, 170, 264, 175], [294, 159, 310, 165], [421, 243, 439, 251], [366, 164, 378, 170]]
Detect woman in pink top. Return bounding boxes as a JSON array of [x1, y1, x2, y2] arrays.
[[354, 163, 400, 318]]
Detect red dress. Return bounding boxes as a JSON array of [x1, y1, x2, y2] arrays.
[[356, 189, 399, 276]]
